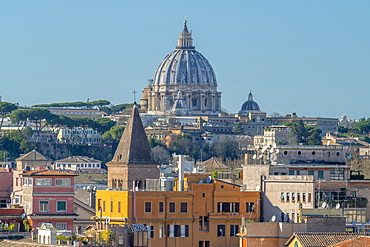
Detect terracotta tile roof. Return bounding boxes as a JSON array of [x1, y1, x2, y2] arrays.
[[329, 236, 370, 246], [287, 232, 370, 247], [197, 157, 229, 172], [55, 156, 101, 163], [15, 150, 51, 161], [22, 170, 78, 176]]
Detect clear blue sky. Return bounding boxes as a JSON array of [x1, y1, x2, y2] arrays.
[[1, 1, 369, 120]]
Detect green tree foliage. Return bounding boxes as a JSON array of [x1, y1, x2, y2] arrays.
[[0, 102, 17, 130], [353, 119, 370, 134], [102, 126, 125, 142], [32, 100, 111, 109], [281, 121, 322, 145], [338, 125, 348, 133], [233, 122, 244, 135], [172, 134, 200, 159], [148, 137, 162, 148], [94, 118, 116, 133], [9, 108, 54, 140], [0, 131, 35, 159]]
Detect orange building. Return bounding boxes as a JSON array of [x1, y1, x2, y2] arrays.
[[96, 176, 260, 247]]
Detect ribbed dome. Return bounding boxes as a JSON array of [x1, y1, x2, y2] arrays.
[[239, 91, 260, 115], [153, 21, 217, 87]]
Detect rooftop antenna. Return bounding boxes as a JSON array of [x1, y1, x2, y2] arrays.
[[132, 89, 137, 103]]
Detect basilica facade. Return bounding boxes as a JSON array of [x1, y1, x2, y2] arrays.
[[140, 21, 222, 116]]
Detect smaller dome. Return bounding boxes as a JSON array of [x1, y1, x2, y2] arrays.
[[239, 91, 260, 115], [171, 91, 190, 116]]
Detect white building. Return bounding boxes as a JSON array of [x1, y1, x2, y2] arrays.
[[54, 156, 103, 172], [58, 127, 101, 145]]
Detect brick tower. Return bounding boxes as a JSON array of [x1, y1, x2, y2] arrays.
[[107, 104, 160, 190]]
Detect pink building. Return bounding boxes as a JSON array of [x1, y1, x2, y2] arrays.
[[21, 170, 78, 231], [0, 168, 14, 208]]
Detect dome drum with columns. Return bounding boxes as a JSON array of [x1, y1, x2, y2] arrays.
[[141, 21, 222, 116]]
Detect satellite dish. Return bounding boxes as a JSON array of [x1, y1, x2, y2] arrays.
[[275, 149, 280, 154], [321, 202, 327, 208], [271, 215, 276, 222], [206, 176, 212, 183], [335, 203, 340, 209], [199, 180, 204, 184], [270, 148, 274, 153], [255, 185, 260, 191], [347, 154, 352, 160], [256, 145, 260, 150], [252, 154, 257, 160], [327, 140, 331, 146], [258, 155, 263, 159]]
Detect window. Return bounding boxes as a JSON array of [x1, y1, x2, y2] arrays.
[[217, 202, 239, 212], [289, 170, 294, 175], [217, 225, 226, 237], [246, 202, 255, 212], [286, 193, 290, 202], [230, 225, 239, 237], [56, 178, 71, 186], [297, 193, 301, 202], [145, 202, 152, 213], [168, 224, 189, 237], [110, 201, 113, 213], [35, 178, 52, 186], [292, 193, 295, 202], [56, 201, 66, 212], [302, 193, 307, 202], [318, 171, 324, 180], [159, 226, 164, 238], [296, 170, 300, 175], [308, 193, 312, 202], [169, 202, 175, 213], [308, 170, 314, 176], [56, 223, 67, 230], [330, 168, 344, 180], [0, 200, 6, 208], [159, 202, 164, 213], [118, 201, 121, 214], [280, 192, 285, 201], [103, 201, 106, 213], [39, 201, 49, 212], [180, 202, 187, 213], [147, 226, 154, 238]]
